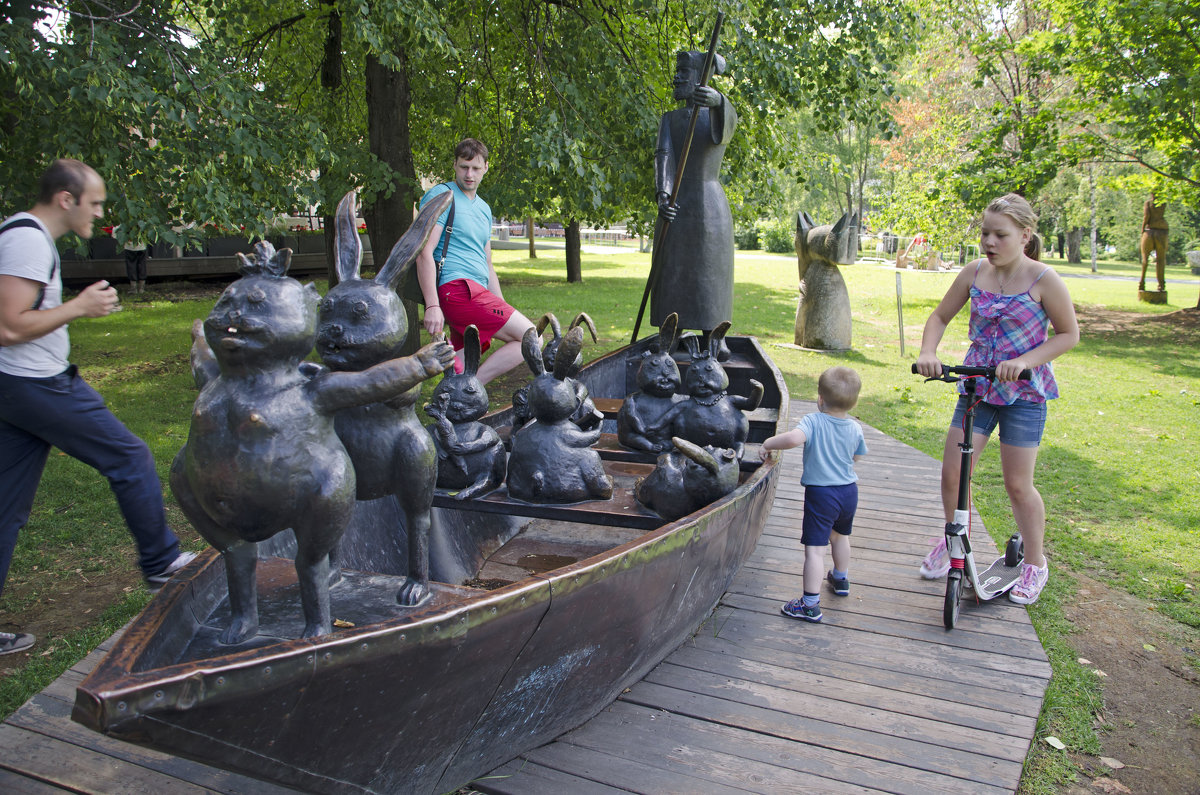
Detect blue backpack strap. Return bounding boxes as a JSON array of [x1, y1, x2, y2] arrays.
[[0, 217, 59, 309]]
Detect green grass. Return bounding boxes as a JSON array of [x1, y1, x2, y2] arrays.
[[2, 249, 1197, 793]]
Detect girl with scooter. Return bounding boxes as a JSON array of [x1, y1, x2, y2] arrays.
[[913, 193, 1079, 605]]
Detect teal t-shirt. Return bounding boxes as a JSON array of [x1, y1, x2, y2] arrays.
[[419, 182, 493, 288], [797, 411, 867, 487]]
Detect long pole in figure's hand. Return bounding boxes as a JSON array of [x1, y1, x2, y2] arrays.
[[630, 12, 725, 346]]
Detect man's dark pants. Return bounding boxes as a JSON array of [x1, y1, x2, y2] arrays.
[[0, 366, 179, 595]]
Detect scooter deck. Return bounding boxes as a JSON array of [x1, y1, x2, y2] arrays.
[[966, 555, 1024, 600]]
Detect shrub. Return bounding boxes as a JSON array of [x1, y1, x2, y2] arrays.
[[758, 220, 795, 254], [734, 226, 759, 250]]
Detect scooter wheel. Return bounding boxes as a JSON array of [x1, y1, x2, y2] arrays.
[[944, 569, 963, 629], [1005, 533, 1024, 568]]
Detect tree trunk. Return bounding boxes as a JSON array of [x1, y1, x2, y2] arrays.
[[1067, 227, 1083, 263], [364, 51, 420, 352], [565, 219, 582, 283], [527, 217, 536, 258], [320, 2, 343, 287]]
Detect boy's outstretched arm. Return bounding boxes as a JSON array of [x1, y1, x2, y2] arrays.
[[758, 428, 807, 461]]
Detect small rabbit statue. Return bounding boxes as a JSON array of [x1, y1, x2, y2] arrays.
[[507, 326, 614, 503], [313, 190, 457, 607], [512, 312, 602, 432], [425, 324, 508, 499], [670, 321, 763, 460], [618, 312, 686, 453], [171, 239, 451, 645], [635, 436, 740, 521]]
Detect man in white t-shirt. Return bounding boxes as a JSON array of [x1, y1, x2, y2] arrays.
[[0, 159, 193, 656]]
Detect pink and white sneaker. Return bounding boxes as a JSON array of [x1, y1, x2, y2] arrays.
[[1008, 563, 1049, 604], [919, 537, 950, 579]]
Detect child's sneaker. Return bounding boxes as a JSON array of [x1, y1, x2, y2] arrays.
[[0, 631, 35, 656], [826, 571, 850, 596], [1008, 563, 1048, 605], [780, 599, 823, 623], [919, 537, 950, 579]]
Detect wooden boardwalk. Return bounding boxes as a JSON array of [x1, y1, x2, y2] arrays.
[[0, 401, 1049, 794]]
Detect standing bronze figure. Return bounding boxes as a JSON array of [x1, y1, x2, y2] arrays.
[[650, 47, 737, 356], [1139, 193, 1168, 294]]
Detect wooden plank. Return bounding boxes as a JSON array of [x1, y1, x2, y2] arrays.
[[476, 758, 633, 794], [6, 695, 297, 794], [522, 741, 753, 795], [619, 681, 1023, 789], [0, 724, 213, 795], [0, 768, 67, 795]]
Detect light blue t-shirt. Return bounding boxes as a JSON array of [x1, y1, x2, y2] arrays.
[[797, 411, 867, 487], [418, 182, 492, 288]]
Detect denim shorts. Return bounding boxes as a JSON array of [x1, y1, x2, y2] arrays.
[[950, 396, 1047, 448]]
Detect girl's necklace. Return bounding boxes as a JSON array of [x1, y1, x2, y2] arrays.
[[995, 263, 1020, 294]]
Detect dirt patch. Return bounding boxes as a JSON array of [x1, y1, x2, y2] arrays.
[[1061, 572, 1200, 795], [1074, 304, 1200, 335]]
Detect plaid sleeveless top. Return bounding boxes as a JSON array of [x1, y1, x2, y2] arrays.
[[961, 264, 1059, 405]]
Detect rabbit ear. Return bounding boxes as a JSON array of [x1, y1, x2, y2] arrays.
[[672, 437, 720, 475], [522, 327, 546, 376], [660, 312, 679, 352], [553, 326, 585, 380], [536, 312, 561, 340], [375, 190, 453, 290], [334, 191, 362, 283], [680, 331, 700, 359], [463, 325, 481, 375], [569, 313, 598, 343], [707, 321, 731, 357]]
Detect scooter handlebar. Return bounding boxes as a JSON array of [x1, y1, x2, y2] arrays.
[[911, 363, 1033, 381]]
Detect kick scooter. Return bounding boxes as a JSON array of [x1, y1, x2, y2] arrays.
[[912, 363, 1030, 629]]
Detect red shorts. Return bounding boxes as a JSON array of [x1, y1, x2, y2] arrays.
[[438, 278, 515, 355]]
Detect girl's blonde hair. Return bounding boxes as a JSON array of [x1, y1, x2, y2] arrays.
[[986, 193, 1042, 261]]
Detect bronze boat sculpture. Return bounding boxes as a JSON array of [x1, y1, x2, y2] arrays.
[[71, 331, 787, 795]]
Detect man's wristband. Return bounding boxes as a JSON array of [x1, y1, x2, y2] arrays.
[[427, 304, 439, 309]]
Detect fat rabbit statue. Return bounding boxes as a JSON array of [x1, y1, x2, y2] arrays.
[[670, 321, 763, 460], [314, 191, 456, 606], [172, 241, 451, 644], [635, 436, 740, 521], [511, 312, 602, 433], [425, 324, 508, 499], [618, 312, 686, 453], [507, 326, 614, 503]]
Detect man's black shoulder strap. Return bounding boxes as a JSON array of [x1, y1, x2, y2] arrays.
[[436, 182, 456, 267], [0, 217, 59, 310]]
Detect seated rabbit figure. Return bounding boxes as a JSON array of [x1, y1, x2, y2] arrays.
[[635, 436, 740, 521], [313, 191, 456, 607], [507, 326, 613, 503], [670, 321, 764, 460], [425, 325, 507, 499], [618, 312, 686, 453], [512, 312, 602, 432], [171, 241, 452, 645]]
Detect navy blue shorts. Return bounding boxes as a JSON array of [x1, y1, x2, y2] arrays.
[[801, 483, 858, 547]]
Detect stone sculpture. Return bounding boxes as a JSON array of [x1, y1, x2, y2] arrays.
[[635, 436, 740, 521], [426, 325, 508, 500], [1139, 193, 1168, 295], [170, 241, 452, 644], [506, 326, 614, 503], [650, 49, 737, 356], [512, 312, 602, 433], [314, 191, 456, 607], [618, 312, 686, 453], [669, 321, 763, 460], [794, 211, 859, 351]]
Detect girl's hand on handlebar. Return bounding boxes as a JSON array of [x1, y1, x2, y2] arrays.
[[914, 354, 943, 378], [995, 358, 1029, 382]]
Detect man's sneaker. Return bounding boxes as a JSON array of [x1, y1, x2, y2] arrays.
[[780, 599, 823, 623], [1009, 563, 1048, 605], [0, 631, 35, 656], [826, 571, 850, 596], [920, 537, 950, 579], [145, 550, 198, 592]]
